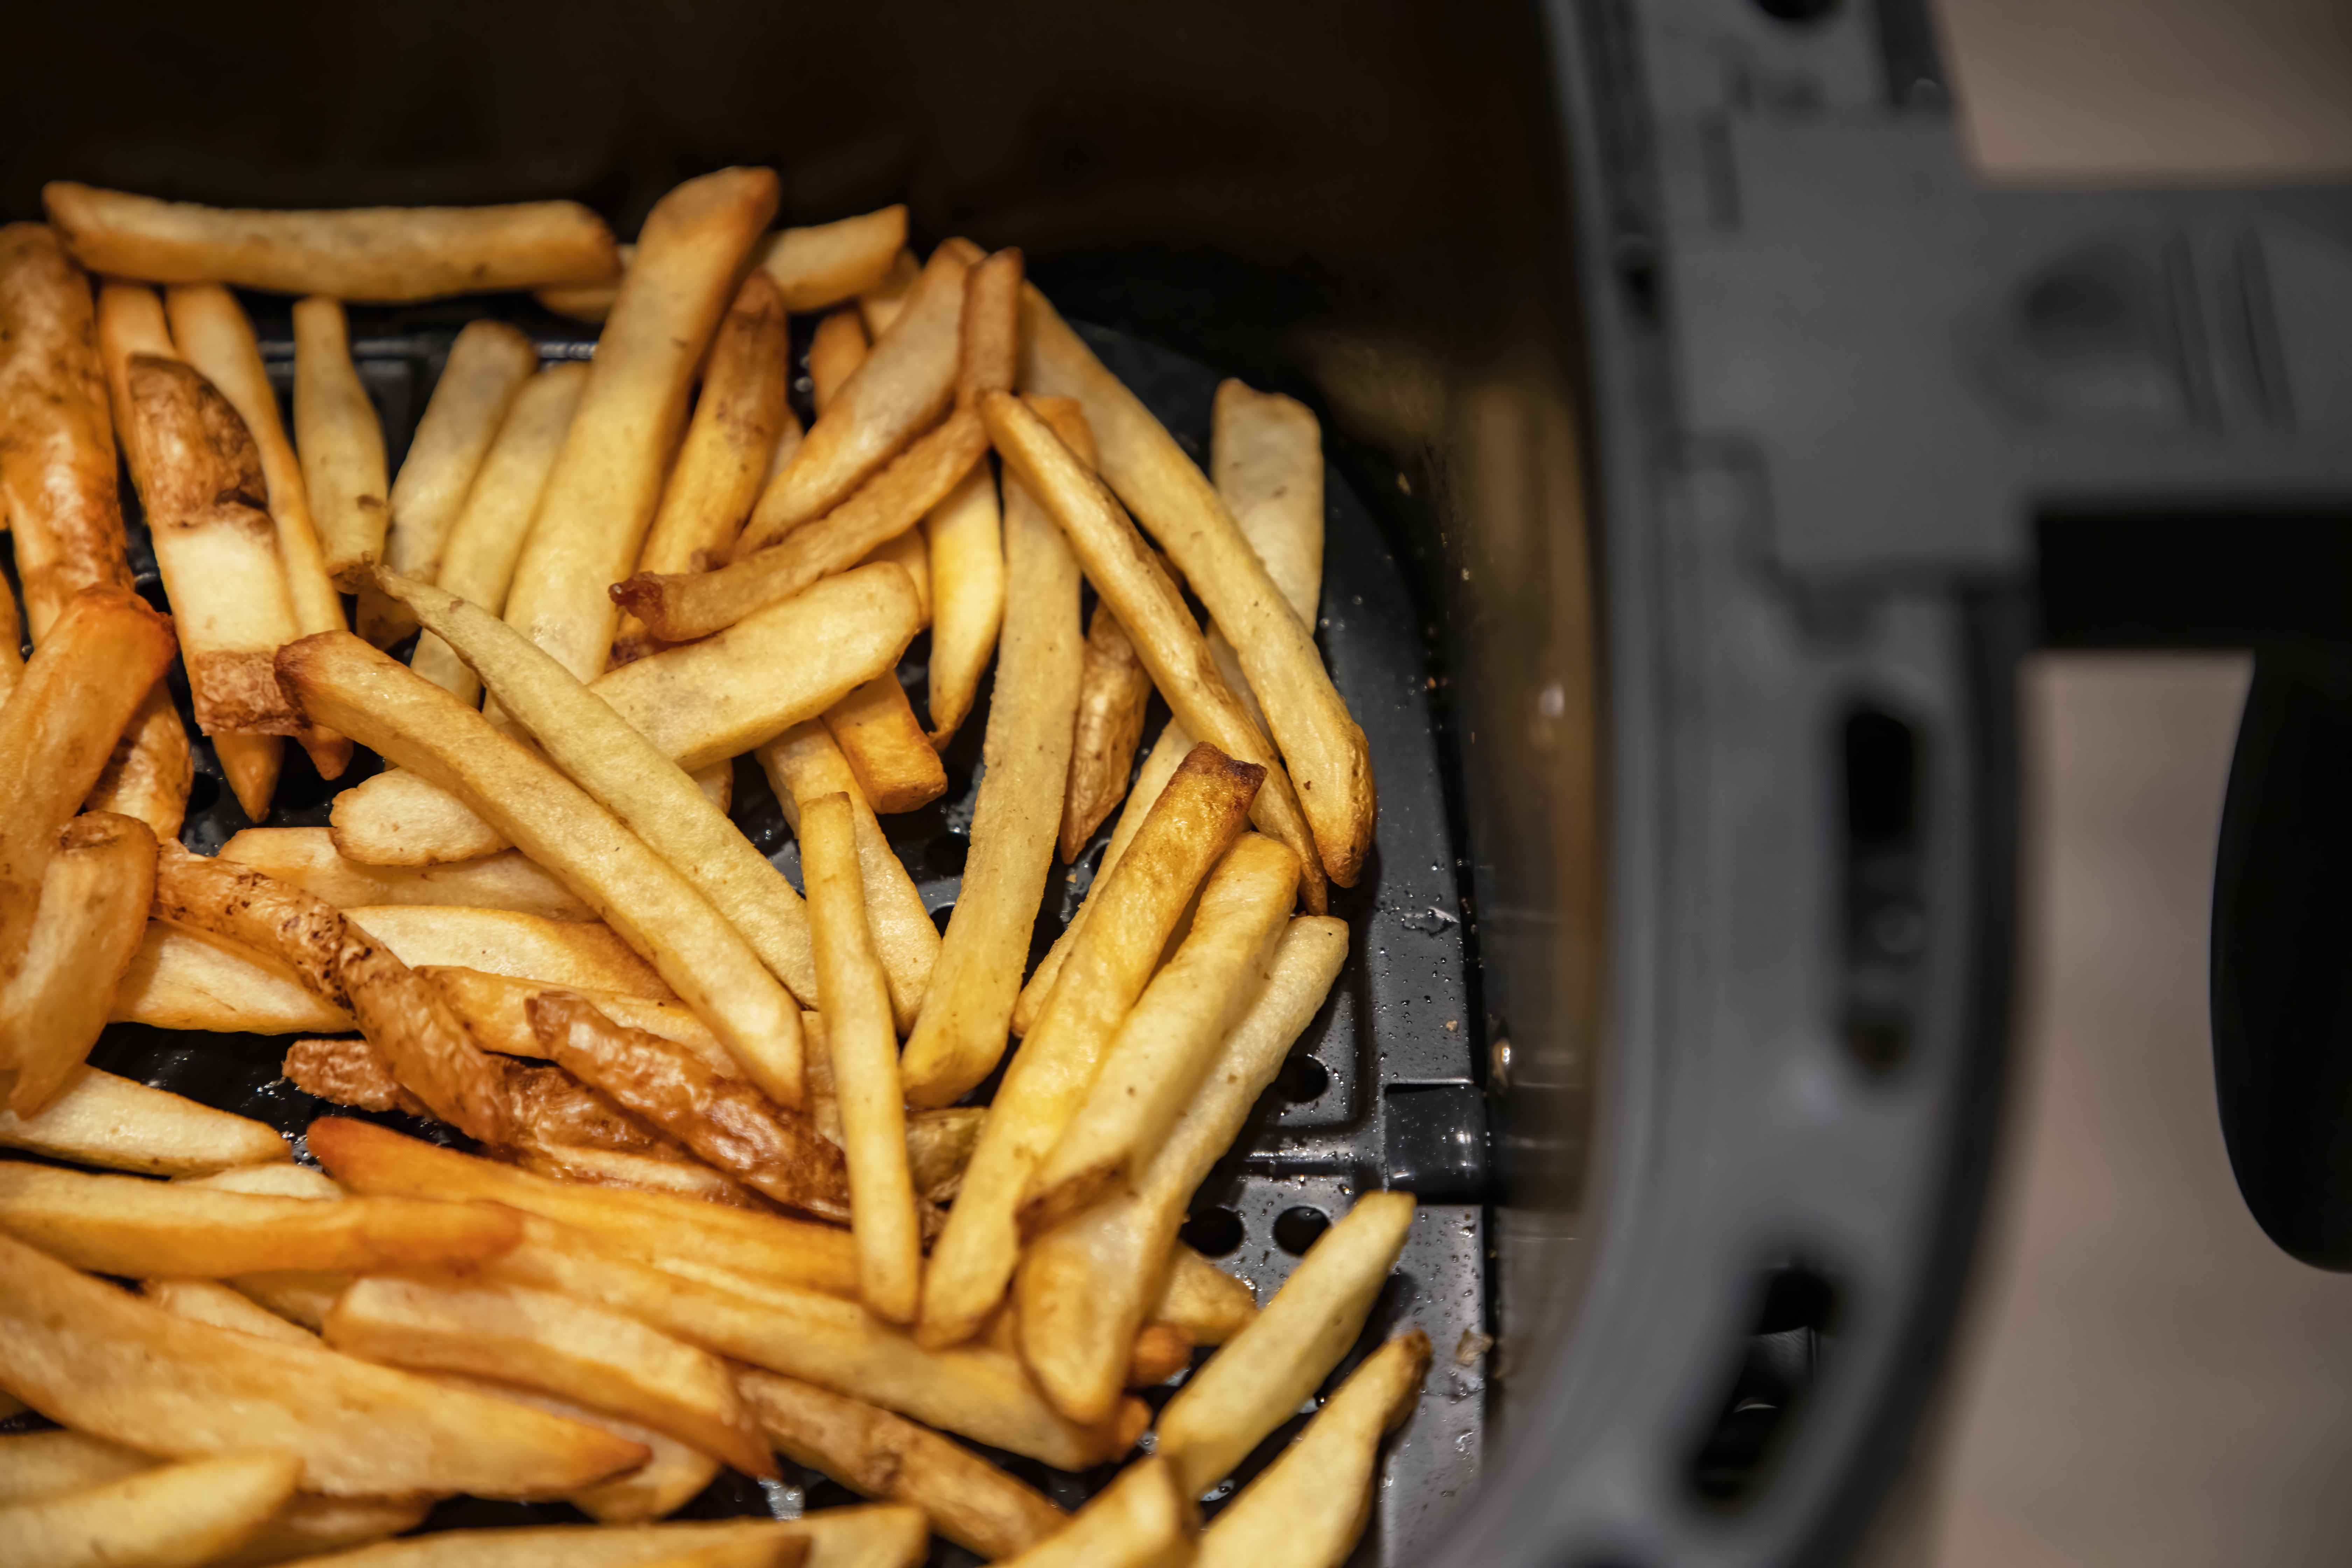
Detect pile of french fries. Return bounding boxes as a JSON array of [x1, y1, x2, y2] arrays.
[[0, 169, 1423, 1568]]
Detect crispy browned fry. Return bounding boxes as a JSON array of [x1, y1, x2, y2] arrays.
[[0, 588, 175, 976], [993, 1454, 1194, 1568], [1, 813, 155, 1114], [1017, 917, 1343, 1424], [1061, 603, 1154, 862], [0, 1230, 644, 1497], [413, 362, 589, 702], [755, 722, 936, 1035], [383, 318, 539, 596], [907, 1107, 986, 1205], [425, 1370, 719, 1527], [800, 793, 921, 1323], [531, 994, 848, 1222], [760, 205, 911, 310], [855, 248, 922, 338], [326, 1273, 774, 1478], [918, 746, 1262, 1348], [0, 1064, 286, 1175], [503, 168, 778, 687], [153, 844, 512, 1143], [922, 463, 1002, 746], [0, 1449, 301, 1568], [220, 827, 593, 920], [83, 692, 193, 840], [807, 306, 868, 413], [425, 964, 725, 1061], [293, 296, 391, 592], [282, 1036, 417, 1115], [507, 1059, 685, 1158], [738, 1370, 1067, 1560], [983, 390, 1327, 913], [821, 675, 947, 814], [1154, 1246, 1258, 1345], [612, 271, 793, 666]]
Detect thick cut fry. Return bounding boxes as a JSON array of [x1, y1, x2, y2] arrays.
[[991, 1454, 1194, 1568], [84, 691, 194, 839], [954, 248, 1025, 408], [918, 746, 1261, 1348], [429, 965, 727, 1063], [226, 1272, 346, 1330], [897, 405, 1085, 1108], [216, 1497, 436, 1568], [112, 923, 351, 1033], [141, 1276, 324, 1346], [614, 271, 792, 665], [822, 675, 947, 814], [738, 1371, 1067, 1560], [0, 1430, 153, 1503], [215, 735, 287, 824], [0, 589, 176, 974], [1128, 1323, 1194, 1388], [280, 635, 810, 1107], [276, 1520, 867, 1568], [755, 723, 936, 1035], [922, 462, 1003, 745], [350, 905, 668, 996], [982, 391, 1326, 913], [222, 828, 593, 920], [533, 241, 636, 321], [1154, 1247, 1259, 1345], [44, 183, 619, 301], [310, 1117, 860, 1296], [1061, 603, 1154, 862], [0, 1449, 301, 1568], [800, 793, 921, 1322], [1024, 834, 1299, 1230], [1191, 1328, 1429, 1568], [503, 168, 778, 687], [332, 768, 508, 864], [382, 571, 821, 1018], [1154, 1191, 1415, 1494], [855, 249, 921, 338], [1, 812, 156, 1114], [857, 528, 929, 622], [178, 1162, 343, 1199], [0, 1230, 644, 1496], [1015, 918, 1346, 1423], [0, 1063, 285, 1173], [427, 1371, 719, 1526], [154, 847, 512, 1142], [326, 1273, 773, 1478], [760, 206, 911, 311], [385, 320, 539, 591], [1022, 294, 1371, 887], [807, 307, 867, 413], [294, 297, 391, 590], [414, 362, 589, 702]]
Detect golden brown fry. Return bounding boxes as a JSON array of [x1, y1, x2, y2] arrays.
[[385, 319, 539, 590], [429, 963, 721, 1056], [510, 1142, 769, 1213], [807, 306, 868, 413], [955, 248, 1025, 407], [1017, 744, 1183, 1035], [503, 167, 778, 686], [800, 793, 922, 1322], [0, 1449, 301, 1568], [991, 1454, 1195, 1568], [414, 362, 589, 702], [220, 827, 592, 920], [425, 1371, 719, 1527], [532, 241, 635, 322], [982, 391, 1326, 913], [44, 183, 619, 301], [1061, 603, 1154, 863], [279, 1036, 420, 1116], [754, 724, 935, 1034], [922, 462, 1002, 746], [326, 1272, 774, 1478], [0, 1430, 154, 1504], [216, 735, 288, 825], [153, 844, 513, 1142], [84, 691, 195, 840], [350, 905, 670, 995], [294, 296, 391, 592], [0, 1063, 287, 1174], [271, 1520, 863, 1568], [1128, 1323, 1194, 1388], [0, 812, 155, 1114], [0, 590, 21, 709], [857, 528, 930, 623], [760, 205, 911, 311], [214, 1497, 435, 1568], [906, 1106, 986, 1205], [737, 1371, 1068, 1560], [1015, 918, 1345, 1424], [140, 1275, 327, 1347], [1153, 1246, 1258, 1346], [0, 1230, 644, 1497], [821, 675, 947, 814], [855, 247, 922, 339], [0, 588, 175, 975], [918, 745, 1262, 1348]]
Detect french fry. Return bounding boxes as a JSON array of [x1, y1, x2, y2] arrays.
[[1128, 1324, 1194, 1389], [0, 588, 175, 973], [534, 241, 636, 322], [1061, 603, 1155, 862], [896, 398, 1085, 1108], [854, 249, 921, 339], [0, 589, 21, 708], [428, 965, 727, 1063], [1015, 918, 1346, 1424], [511, 1143, 769, 1213], [382, 570, 822, 1019], [1153, 1246, 1259, 1346], [215, 1496, 436, 1568], [164, 282, 353, 777], [140, 1276, 324, 1347], [294, 296, 392, 592], [326, 1273, 774, 1478], [921, 462, 1003, 746], [426, 1370, 720, 1526], [226, 1273, 347, 1331], [112, 923, 355, 1034], [612, 271, 792, 666], [310, 1117, 861, 1297], [906, 1106, 986, 1205], [271, 1519, 864, 1568], [755, 723, 937, 1035], [528, 995, 847, 1221], [279, 635, 812, 1107], [332, 768, 509, 864], [1, 812, 156, 1114], [383, 318, 539, 596], [502, 167, 777, 686], [0, 1449, 301, 1568], [760, 205, 911, 311], [1153, 1191, 1415, 1494], [0, 1063, 286, 1174], [917, 745, 1261, 1348], [737, 1370, 1068, 1561], [221, 827, 594, 921], [44, 183, 620, 301], [1015, 728, 1172, 1032], [990, 1454, 1194, 1568], [800, 792, 922, 1322], [1023, 834, 1300, 1230], [807, 306, 868, 412], [83, 692, 195, 840], [413, 363, 589, 702], [0, 1230, 645, 1496], [858, 528, 929, 622], [0, 1429, 154, 1503], [351, 905, 669, 996], [178, 1162, 343, 1199], [821, 675, 947, 813]]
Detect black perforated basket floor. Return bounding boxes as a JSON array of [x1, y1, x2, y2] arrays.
[[20, 297, 1486, 1567]]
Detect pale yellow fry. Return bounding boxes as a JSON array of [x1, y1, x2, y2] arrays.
[[897, 422, 1082, 1108], [113, 923, 352, 1034], [214, 1496, 435, 1568], [273, 1516, 910, 1568], [989, 1454, 1195, 1568], [0, 1063, 287, 1174], [0, 1430, 152, 1504], [140, 1276, 322, 1346], [855, 527, 929, 623], [800, 792, 921, 1324], [426, 1370, 720, 1527], [386, 320, 538, 585], [414, 363, 589, 702], [295, 296, 390, 590], [754, 723, 935, 1035], [0, 812, 155, 1115], [346, 905, 671, 998], [1153, 1246, 1259, 1345], [759, 205, 911, 311], [502, 166, 777, 684], [0, 1449, 301, 1568], [1016, 918, 1346, 1427], [1024, 833, 1299, 1232], [332, 767, 510, 864], [1155, 1190, 1416, 1495], [922, 461, 1003, 744], [177, 1162, 342, 1199], [1211, 380, 1325, 622], [221, 827, 592, 920]]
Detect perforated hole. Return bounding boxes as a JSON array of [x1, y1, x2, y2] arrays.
[[1180, 1206, 1245, 1258], [1272, 1206, 1331, 1255]]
